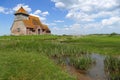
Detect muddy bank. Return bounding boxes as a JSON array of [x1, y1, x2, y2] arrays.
[[62, 65, 92, 80]]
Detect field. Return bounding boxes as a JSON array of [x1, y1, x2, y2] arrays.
[[0, 35, 120, 80]]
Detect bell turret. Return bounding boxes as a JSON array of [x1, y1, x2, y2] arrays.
[[14, 7, 29, 21]]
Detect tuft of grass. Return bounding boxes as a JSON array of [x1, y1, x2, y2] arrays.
[[70, 55, 92, 70], [104, 56, 120, 80]]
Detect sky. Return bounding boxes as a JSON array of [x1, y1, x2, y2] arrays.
[[0, 0, 120, 35]]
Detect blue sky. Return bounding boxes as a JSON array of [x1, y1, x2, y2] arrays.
[[0, 0, 120, 35]]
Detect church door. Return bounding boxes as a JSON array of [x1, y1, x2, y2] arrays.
[[38, 29, 40, 34]]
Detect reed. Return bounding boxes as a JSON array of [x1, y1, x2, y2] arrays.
[[70, 55, 92, 70], [104, 56, 120, 80]]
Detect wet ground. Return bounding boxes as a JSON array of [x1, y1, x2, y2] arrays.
[[62, 65, 92, 80], [63, 54, 107, 80], [53, 53, 120, 80]]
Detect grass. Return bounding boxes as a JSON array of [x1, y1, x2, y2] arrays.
[[1, 35, 120, 55], [0, 35, 76, 80], [0, 51, 76, 80], [70, 55, 93, 70], [61, 35, 120, 55], [0, 34, 120, 79], [104, 56, 120, 80]]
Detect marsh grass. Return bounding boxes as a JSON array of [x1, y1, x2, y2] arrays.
[[1, 35, 120, 55], [70, 55, 92, 70], [104, 56, 120, 80], [52, 54, 93, 71], [61, 35, 120, 55], [0, 35, 120, 79]]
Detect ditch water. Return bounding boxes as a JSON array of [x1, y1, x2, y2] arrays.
[[87, 54, 107, 80], [53, 53, 120, 80], [65, 54, 107, 80]]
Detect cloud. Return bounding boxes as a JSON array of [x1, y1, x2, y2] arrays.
[[52, 0, 120, 11], [102, 17, 120, 26], [33, 10, 49, 16], [0, 3, 32, 14], [42, 11, 49, 16], [0, 7, 5, 13], [33, 10, 41, 15], [51, 0, 120, 34], [32, 10, 49, 22], [54, 20, 64, 23], [55, 2, 65, 8], [47, 23, 57, 26], [0, 6, 13, 14], [51, 23, 83, 35], [39, 16, 47, 21], [0, 3, 48, 22], [0, 3, 49, 22], [13, 4, 32, 12]]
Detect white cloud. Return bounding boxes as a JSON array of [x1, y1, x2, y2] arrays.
[[12, 4, 49, 22], [0, 4, 32, 14], [54, 20, 64, 23], [33, 10, 49, 16], [52, 26, 60, 31], [51, 0, 120, 34], [0, 6, 13, 14], [42, 11, 49, 16], [13, 4, 32, 12], [51, 23, 83, 35], [55, 2, 65, 8], [0, 7, 5, 13], [47, 23, 57, 26], [102, 17, 120, 26], [39, 16, 47, 21], [33, 10, 41, 15], [32, 10, 49, 22], [52, 0, 120, 11]]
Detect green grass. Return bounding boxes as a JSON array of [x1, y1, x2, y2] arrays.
[[0, 51, 75, 80], [0, 35, 76, 80], [61, 35, 120, 55], [1, 35, 120, 55], [70, 55, 92, 70], [0, 34, 120, 80], [104, 56, 120, 80]]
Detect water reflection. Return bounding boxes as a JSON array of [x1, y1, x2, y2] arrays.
[[87, 54, 107, 80], [52, 53, 120, 80]]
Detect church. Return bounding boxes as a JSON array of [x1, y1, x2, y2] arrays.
[[11, 7, 51, 35]]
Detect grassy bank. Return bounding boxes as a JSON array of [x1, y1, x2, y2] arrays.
[[0, 35, 76, 80], [0, 51, 75, 80]]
